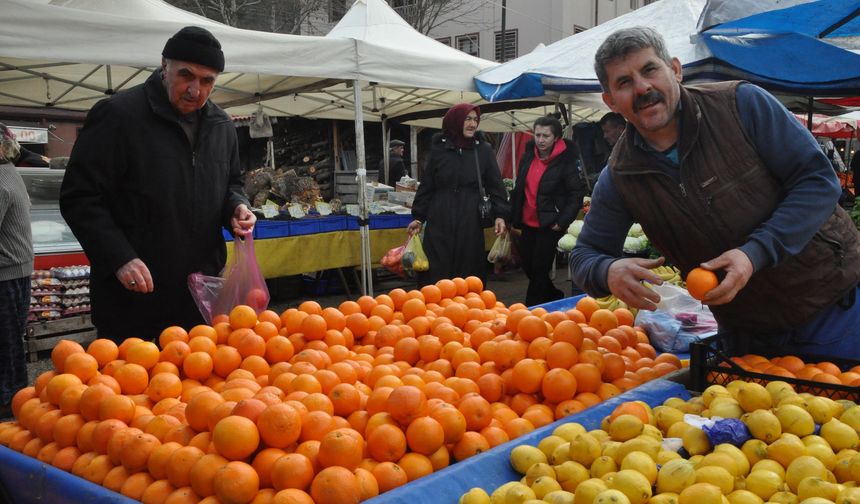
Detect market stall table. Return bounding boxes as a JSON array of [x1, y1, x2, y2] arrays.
[[227, 214, 497, 280]]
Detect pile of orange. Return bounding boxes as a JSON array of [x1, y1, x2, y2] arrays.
[[0, 279, 682, 504], [715, 353, 860, 388]]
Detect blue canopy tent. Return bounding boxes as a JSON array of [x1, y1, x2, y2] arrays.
[[474, 0, 860, 102], [700, 0, 860, 96]]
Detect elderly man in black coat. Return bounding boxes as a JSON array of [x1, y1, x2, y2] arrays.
[[61, 26, 255, 342]]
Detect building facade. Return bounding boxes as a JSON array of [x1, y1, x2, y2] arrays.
[[306, 0, 656, 62]]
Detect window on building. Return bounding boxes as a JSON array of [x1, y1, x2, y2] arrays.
[[456, 33, 480, 57], [573, 25, 588, 34], [329, 0, 347, 22], [390, 0, 417, 7], [436, 37, 452, 46], [494, 29, 517, 62]]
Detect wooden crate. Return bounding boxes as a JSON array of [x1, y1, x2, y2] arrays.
[[26, 315, 96, 362]]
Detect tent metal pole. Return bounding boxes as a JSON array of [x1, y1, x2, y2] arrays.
[[382, 118, 389, 185], [410, 126, 418, 179], [807, 97, 814, 131], [354, 80, 373, 296], [510, 132, 516, 179]]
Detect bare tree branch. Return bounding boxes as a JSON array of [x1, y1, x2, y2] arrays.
[[392, 0, 488, 35]]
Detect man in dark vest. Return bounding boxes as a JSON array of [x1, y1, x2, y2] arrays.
[[570, 27, 860, 358]]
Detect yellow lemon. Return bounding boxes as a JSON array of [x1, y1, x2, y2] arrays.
[[538, 435, 568, 458], [821, 419, 859, 452], [786, 456, 829, 492], [797, 477, 839, 501], [510, 445, 547, 475], [525, 462, 555, 486], [621, 451, 658, 485], [682, 426, 712, 456], [569, 433, 602, 466], [696, 465, 736, 494], [679, 482, 724, 504], [745, 470, 786, 500], [461, 487, 492, 504], [736, 382, 772, 412], [543, 489, 576, 504], [742, 409, 782, 443], [775, 405, 816, 437], [768, 433, 807, 469], [596, 489, 633, 504], [727, 489, 764, 504], [610, 469, 653, 504], [553, 423, 587, 442], [657, 459, 697, 494], [554, 461, 590, 492], [574, 478, 608, 504], [531, 476, 563, 499]]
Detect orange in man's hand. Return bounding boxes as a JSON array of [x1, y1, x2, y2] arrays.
[[686, 267, 718, 301]]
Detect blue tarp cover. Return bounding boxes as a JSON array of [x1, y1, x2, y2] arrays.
[[702, 0, 860, 94]]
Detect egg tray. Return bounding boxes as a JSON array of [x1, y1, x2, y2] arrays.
[[689, 332, 860, 401]]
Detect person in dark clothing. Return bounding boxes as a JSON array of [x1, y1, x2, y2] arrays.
[[378, 139, 409, 186], [570, 27, 860, 358], [12, 146, 49, 167], [598, 112, 627, 147], [0, 123, 31, 418], [60, 26, 255, 343], [510, 116, 587, 306], [407, 104, 509, 286], [851, 151, 860, 192]]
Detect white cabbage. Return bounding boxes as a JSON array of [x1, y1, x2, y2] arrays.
[[558, 234, 577, 251]]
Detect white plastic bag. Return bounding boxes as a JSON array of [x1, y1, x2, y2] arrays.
[[487, 233, 512, 263], [634, 283, 718, 352]]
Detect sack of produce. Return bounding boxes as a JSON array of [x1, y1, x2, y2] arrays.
[[402, 235, 429, 275], [380, 243, 406, 277]]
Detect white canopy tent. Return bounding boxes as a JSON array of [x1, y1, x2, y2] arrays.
[[0, 0, 355, 111], [0, 0, 570, 294]]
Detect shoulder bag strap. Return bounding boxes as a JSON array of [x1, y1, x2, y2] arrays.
[[473, 148, 487, 200]]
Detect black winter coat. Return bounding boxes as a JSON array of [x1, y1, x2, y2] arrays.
[[510, 138, 586, 230], [377, 154, 408, 186], [60, 70, 248, 340], [411, 133, 510, 286]]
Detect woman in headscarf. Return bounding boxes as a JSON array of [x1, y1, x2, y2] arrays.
[[407, 104, 510, 287]]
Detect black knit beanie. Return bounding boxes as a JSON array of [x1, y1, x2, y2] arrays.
[[162, 26, 225, 72]]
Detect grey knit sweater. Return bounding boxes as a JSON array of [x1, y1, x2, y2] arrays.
[[0, 162, 33, 281]]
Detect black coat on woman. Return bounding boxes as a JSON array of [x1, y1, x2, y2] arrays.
[[509, 138, 587, 231], [411, 114, 509, 286]]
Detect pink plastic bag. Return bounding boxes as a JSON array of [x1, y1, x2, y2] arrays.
[[188, 234, 270, 324]]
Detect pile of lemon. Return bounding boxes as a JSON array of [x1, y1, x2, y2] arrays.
[[459, 379, 860, 504]]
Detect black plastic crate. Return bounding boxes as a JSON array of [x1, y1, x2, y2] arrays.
[[689, 333, 860, 400]]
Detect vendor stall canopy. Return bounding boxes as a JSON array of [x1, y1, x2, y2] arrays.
[[0, 0, 583, 132], [474, 0, 860, 102]]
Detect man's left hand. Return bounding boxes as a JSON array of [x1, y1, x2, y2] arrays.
[[699, 248, 753, 305], [231, 204, 256, 237]]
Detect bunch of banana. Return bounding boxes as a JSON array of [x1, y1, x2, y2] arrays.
[[594, 294, 639, 318], [651, 265, 683, 286]]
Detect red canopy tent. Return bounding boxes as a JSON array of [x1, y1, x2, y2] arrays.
[[794, 113, 858, 138]]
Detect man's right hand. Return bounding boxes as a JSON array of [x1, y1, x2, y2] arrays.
[[607, 256, 666, 310], [407, 220, 422, 236], [116, 258, 154, 293]]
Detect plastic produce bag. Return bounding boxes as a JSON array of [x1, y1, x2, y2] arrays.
[[487, 233, 512, 263], [381, 242, 406, 278], [402, 235, 429, 275], [634, 283, 718, 353], [188, 234, 270, 324]]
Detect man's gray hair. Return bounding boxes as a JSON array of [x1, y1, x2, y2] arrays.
[[594, 26, 673, 90]]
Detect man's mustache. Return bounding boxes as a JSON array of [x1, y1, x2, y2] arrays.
[[634, 90, 664, 111]]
